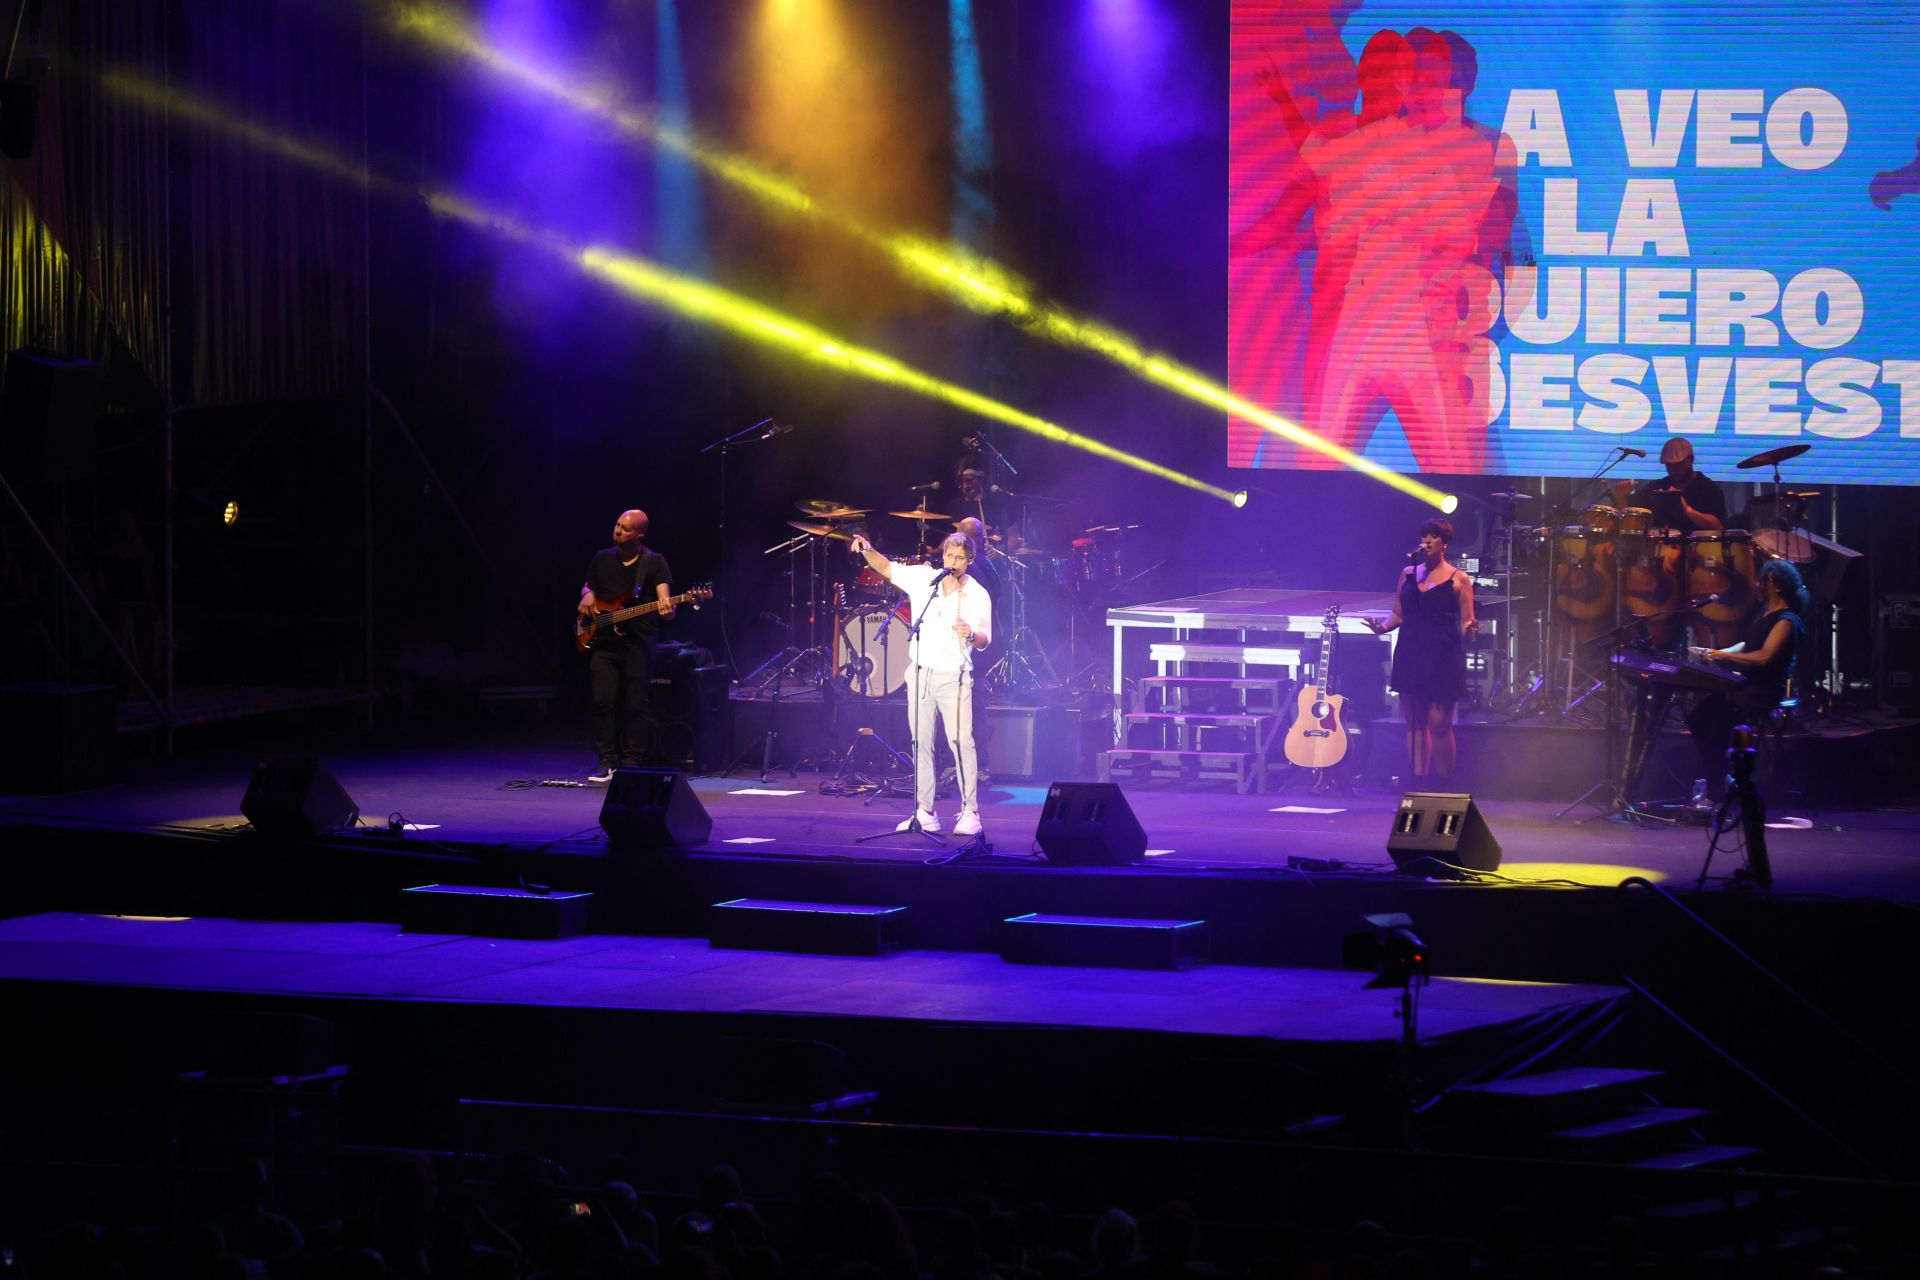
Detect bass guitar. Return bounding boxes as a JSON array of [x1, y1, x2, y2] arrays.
[[1283, 605, 1350, 770], [574, 584, 713, 653]]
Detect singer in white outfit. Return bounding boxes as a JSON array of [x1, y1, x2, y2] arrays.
[[849, 531, 993, 836]]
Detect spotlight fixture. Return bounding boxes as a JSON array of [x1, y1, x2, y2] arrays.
[[1231, 489, 1249, 510], [1341, 911, 1429, 990], [222, 500, 240, 527]]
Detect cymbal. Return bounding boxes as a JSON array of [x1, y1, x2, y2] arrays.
[[1011, 546, 1053, 558], [888, 510, 952, 521], [1735, 443, 1811, 470], [787, 519, 851, 540], [1489, 490, 1540, 501], [795, 499, 869, 518]]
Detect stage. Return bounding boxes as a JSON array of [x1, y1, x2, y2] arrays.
[[8, 711, 1920, 1244]]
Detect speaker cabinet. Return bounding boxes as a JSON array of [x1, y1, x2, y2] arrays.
[[1387, 792, 1501, 873], [241, 756, 360, 837], [600, 768, 713, 850], [1034, 782, 1147, 865]]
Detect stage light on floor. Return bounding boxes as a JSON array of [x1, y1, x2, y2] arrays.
[[1341, 912, 1429, 990]]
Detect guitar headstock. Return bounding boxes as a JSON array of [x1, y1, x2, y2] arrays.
[[688, 584, 715, 606]]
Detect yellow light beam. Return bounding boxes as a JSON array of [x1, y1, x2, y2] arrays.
[[105, 69, 1236, 504], [379, 1, 1456, 512]]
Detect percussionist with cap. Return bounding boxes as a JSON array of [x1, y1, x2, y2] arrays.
[[1616, 437, 1727, 532]]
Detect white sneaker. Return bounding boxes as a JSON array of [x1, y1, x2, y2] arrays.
[[588, 767, 616, 783], [896, 810, 940, 834], [953, 810, 983, 837]]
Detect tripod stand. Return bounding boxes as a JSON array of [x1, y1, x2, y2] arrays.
[[985, 546, 1060, 691], [1695, 724, 1772, 890]]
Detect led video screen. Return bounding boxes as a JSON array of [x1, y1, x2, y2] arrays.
[[1227, 1, 1920, 484]]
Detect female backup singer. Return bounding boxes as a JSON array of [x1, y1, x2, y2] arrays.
[[1686, 558, 1808, 799], [1365, 519, 1479, 785]]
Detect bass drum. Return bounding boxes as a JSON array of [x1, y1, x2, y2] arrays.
[[837, 602, 911, 698]]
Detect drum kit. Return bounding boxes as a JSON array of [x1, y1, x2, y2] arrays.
[[1500, 442, 1826, 720], [741, 494, 1136, 700]]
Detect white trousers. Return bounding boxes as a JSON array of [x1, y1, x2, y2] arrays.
[[907, 665, 978, 815]]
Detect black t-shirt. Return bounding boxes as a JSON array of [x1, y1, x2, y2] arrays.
[[585, 546, 673, 637], [1629, 470, 1727, 527]]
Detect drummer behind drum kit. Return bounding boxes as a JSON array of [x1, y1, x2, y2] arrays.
[[742, 495, 1136, 701]]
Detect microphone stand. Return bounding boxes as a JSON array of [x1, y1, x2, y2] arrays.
[[859, 575, 949, 848], [699, 417, 781, 684]]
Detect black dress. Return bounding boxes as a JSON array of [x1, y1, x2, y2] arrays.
[[1388, 568, 1467, 705]]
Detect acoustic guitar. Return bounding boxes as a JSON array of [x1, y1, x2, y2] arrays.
[[574, 584, 713, 653], [1283, 605, 1350, 770]]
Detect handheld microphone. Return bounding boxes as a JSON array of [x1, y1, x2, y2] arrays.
[[761, 421, 794, 440], [909, 481, 942, 492], [1618, 446, 1646, 457]]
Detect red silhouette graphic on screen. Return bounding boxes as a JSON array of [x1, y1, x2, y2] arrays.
[[1226, 0, 1361, 469], [1229, 15, 1520, 474]]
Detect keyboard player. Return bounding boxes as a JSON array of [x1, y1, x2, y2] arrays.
[[1681, 559, 1808, 801]]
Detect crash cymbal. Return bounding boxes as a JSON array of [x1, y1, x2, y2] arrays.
[[888, 510, 953, 521], [1011, 545, 1053, 558], [787, 519, 852, 540], [1735, 443, 1811, 470], [795, 499, 869, 518], [1489, 490, 1540, 501]]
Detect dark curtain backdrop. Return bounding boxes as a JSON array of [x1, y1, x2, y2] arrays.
[[1, 1, 167, 386], [182, 0, 367, 406], [0, 0, 365, 408]]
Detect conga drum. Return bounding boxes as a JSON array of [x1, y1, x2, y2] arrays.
[[1553, 525, 1616, 644], [1619, 532, 1686, 647], [1616, 506, 1653, 537], [1686, 530, 1758, 648], [1581, 504, 1621, 536]]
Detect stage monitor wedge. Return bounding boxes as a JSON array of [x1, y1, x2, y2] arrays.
[[241, 756, 360, 837], [1387, 792, 1501, 874], [600, 767, 713, 850], [1035, 782, 1147, 866]]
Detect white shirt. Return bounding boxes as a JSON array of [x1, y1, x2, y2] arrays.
[[887, 563, 994, 675]]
